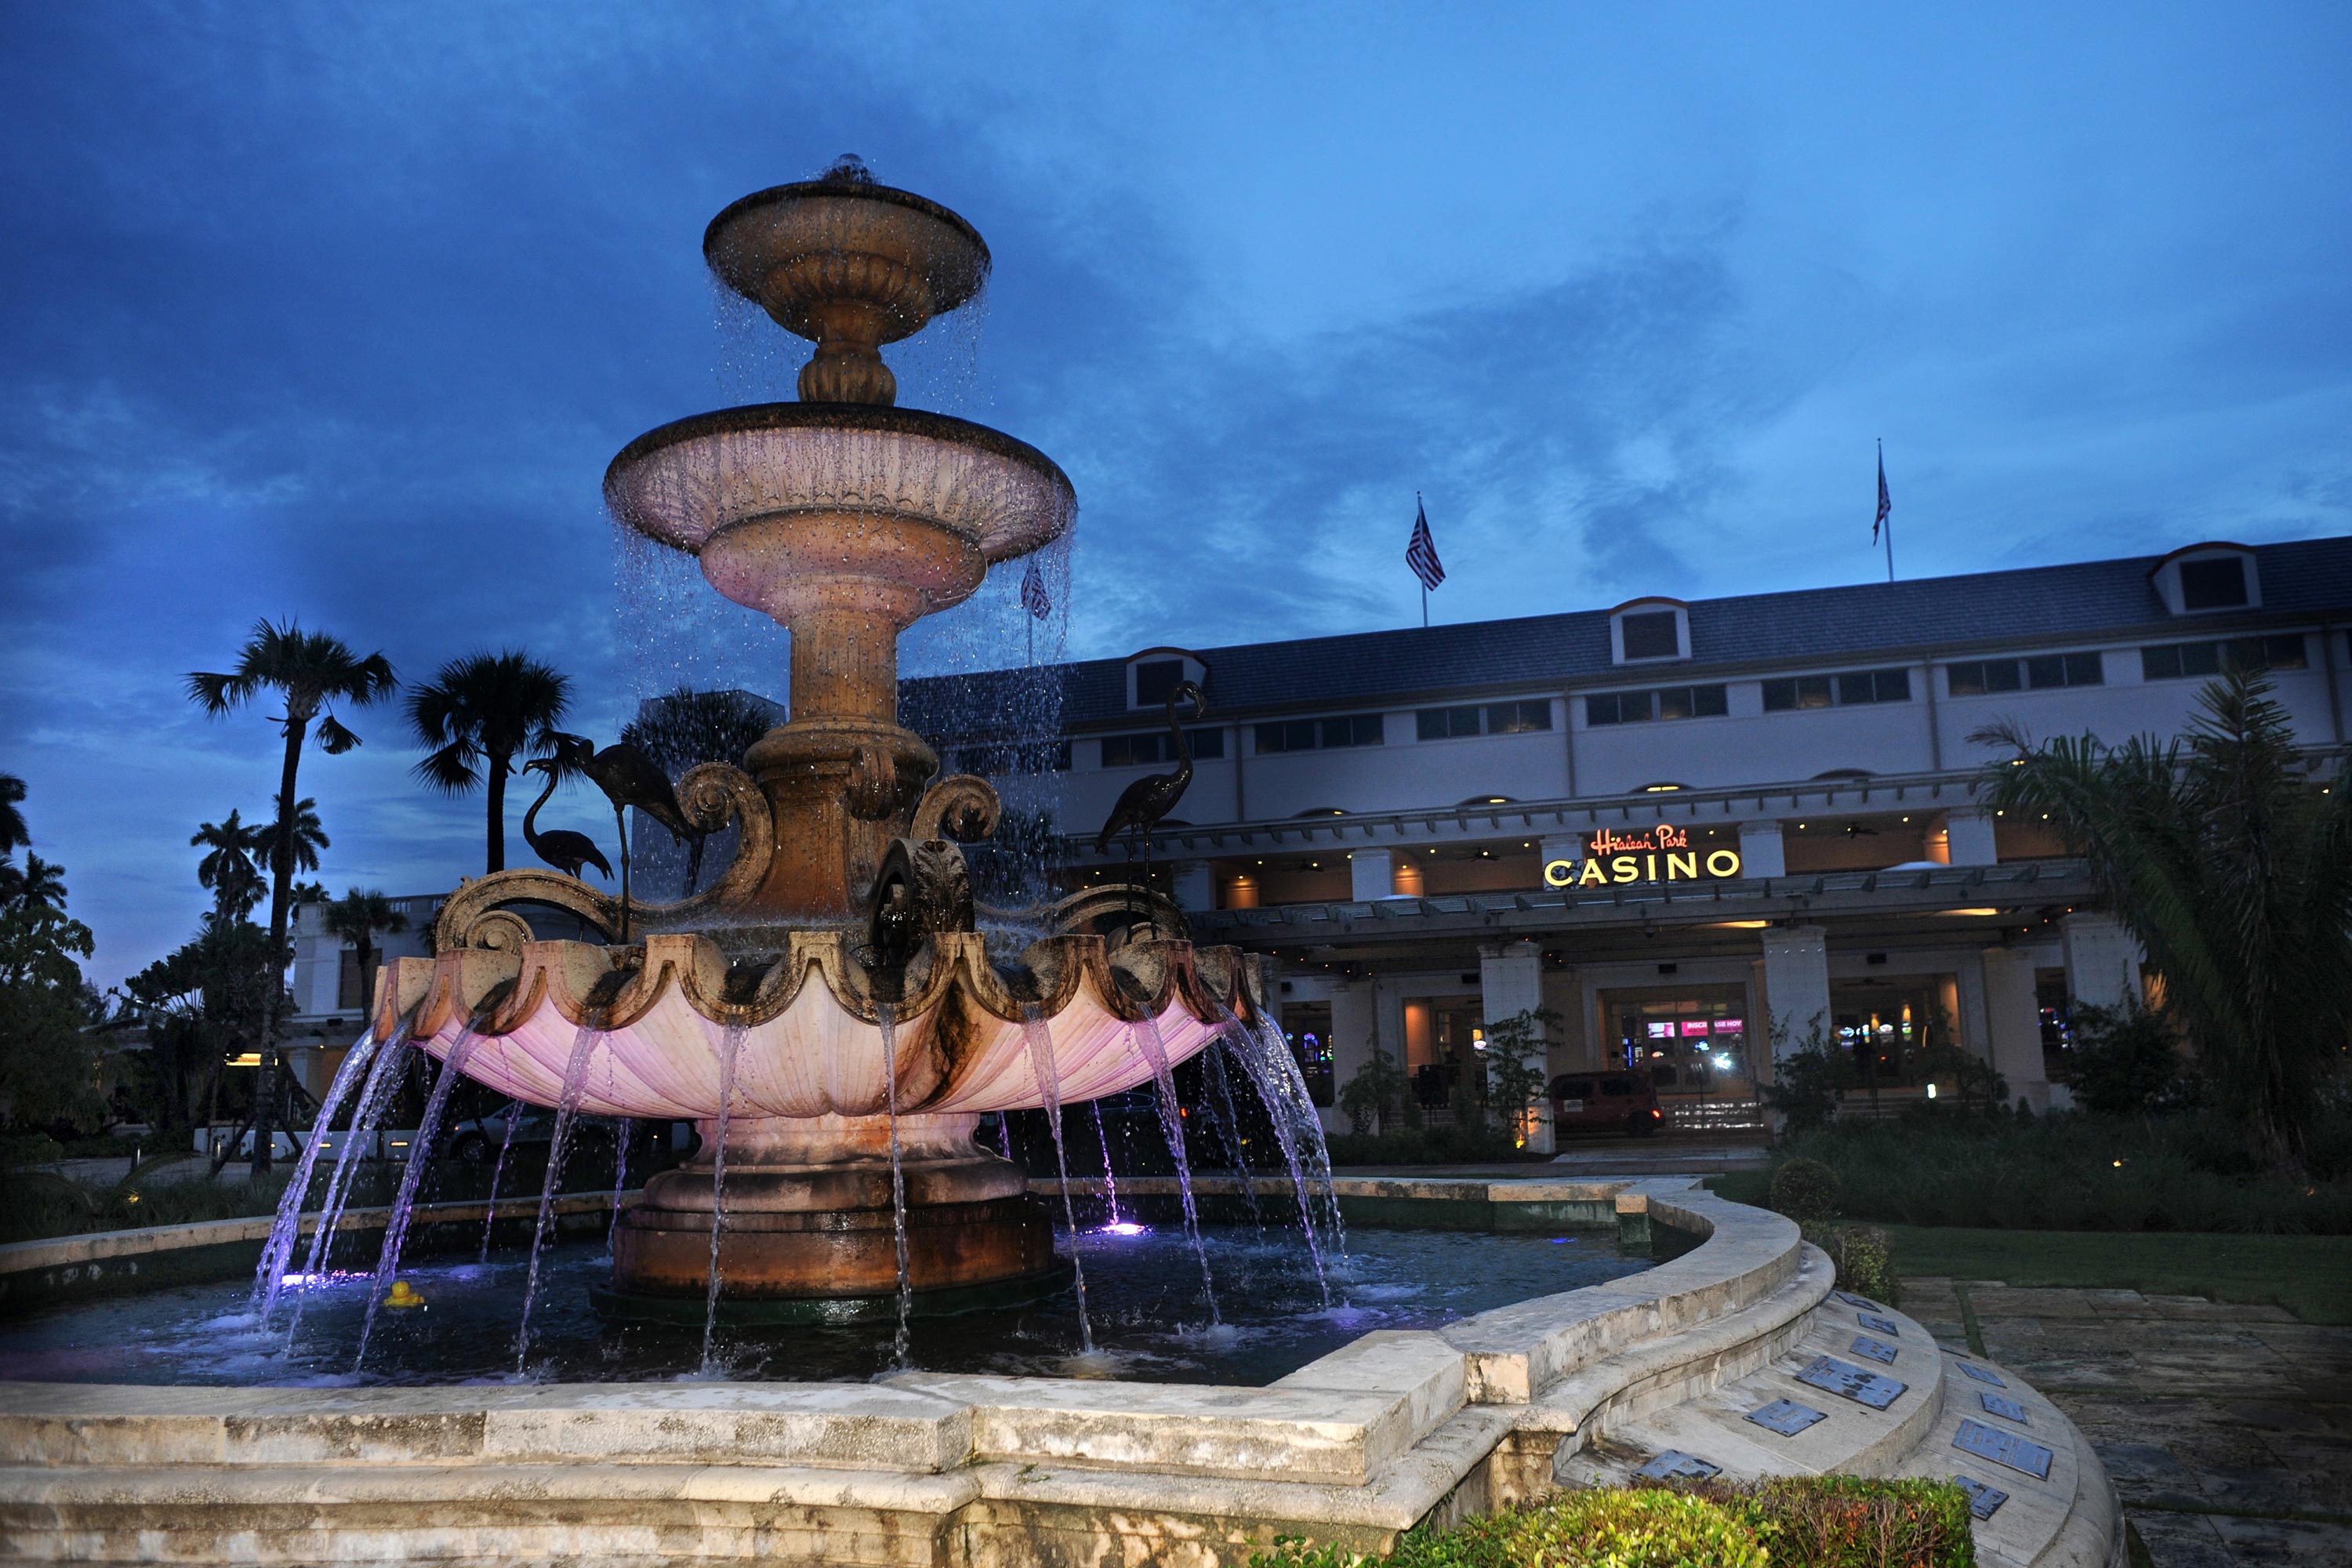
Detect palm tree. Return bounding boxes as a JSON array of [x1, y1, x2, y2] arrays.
[[619, 687, 774, 891], [1975, 666, 2352, 1171], [406, 651, 573, 873], [188, 619, 397, 1176], [4, 853, 69, 911], [323, 888, 408, 1019], [191, 810, 267, 920], [0, 774, 27, 855], [256, 797, 329, 879]]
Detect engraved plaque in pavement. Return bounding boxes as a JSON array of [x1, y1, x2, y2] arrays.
[[1979, 1392, 2029, 1424], [1857, 1312, 1900, 1336], [1744, 1399, 1828, 1436], [1796, 1354, 1907, 1410], [1955, 1359, 2006, 1387], [1952, 1417, 2053, 1480], [1951, 1474, 2010, 1520], [1849, 1335, 1900, 1365], [1635, 1449, 1722, 1481], [1834, 1290, 1883, 1311]]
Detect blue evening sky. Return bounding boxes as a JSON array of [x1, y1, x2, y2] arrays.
[[3, 4, 2347, 988]]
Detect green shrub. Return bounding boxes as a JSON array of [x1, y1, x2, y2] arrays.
[[0, 1170, 96, 1243], [1695, 1475, 1975, 1568], [1771, 1156, 1844, 1220], [0, 1131, 66, 1167], [1802, 1222, 1902, 1307], [1248, 1477, 1971, 1567], [2061, 1004, 2184, 1116], [1324, 1126, 1534, 1167]]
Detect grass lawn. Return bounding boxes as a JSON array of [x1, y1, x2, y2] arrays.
[[1884, 1226, 2350, 1325]]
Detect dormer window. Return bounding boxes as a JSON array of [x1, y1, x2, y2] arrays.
[[2151, 543, 2259, 616], [1609, 598, 1690, 664], [1125, 647, 1207, 710]]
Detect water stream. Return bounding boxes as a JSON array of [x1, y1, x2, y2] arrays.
[[354, 1028, 481, 1370], [1197, 1040, 1264, 1233], [700, 1022, 747, 1373], [285, 1025, 418, 1339], [514, 1018, 607, 1374], [1219, 1015, 1331, 1305], [877, 1003, 913, 1370], [252, 1024, 381, 1319], [1091, 1101, 1123, 1227], [1131, 1014, 1218, 1322], [1017, 1006, 1091, 1353], [477, 1098, 523, 1265]]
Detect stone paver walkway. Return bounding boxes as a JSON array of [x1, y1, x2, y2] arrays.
[[1904, 1276, 2352, 1567]]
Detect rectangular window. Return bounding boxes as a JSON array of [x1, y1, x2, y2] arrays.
[[2178, 557, 2249, 610], [1619, 610, 1681, 660], [2023, 652, 2105, 689], [1258, 714, 1382, 753], [1585, 684, 1723, 724], [1484, 699, 1552, 734], [1417, 705, 1482, 740], [2143, 637, 2305, 681], [1099, 728, 1225, 768], [1766, 670, 1904, 710], [1132, 659, 1185, 707], [1948, 659, 2022, 696]]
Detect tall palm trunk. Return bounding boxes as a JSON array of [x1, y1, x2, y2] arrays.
[[252, 715, 308, 1178], [486, 753, 510, 873]]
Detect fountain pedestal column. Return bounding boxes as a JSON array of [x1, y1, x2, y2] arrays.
[[607, 1113, 1060, 1320]]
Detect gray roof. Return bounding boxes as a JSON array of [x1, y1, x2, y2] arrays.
[[902, 537, 2352, 737]]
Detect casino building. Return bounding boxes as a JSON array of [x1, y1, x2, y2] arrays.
[[289, 537, 2350, 1144], [913, 535, 2352, 1142]]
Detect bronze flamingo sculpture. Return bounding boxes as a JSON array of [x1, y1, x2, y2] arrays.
[[1095, 681, 1204, 916], [548, 732, 691, 940], [521, 757, 612, 883]]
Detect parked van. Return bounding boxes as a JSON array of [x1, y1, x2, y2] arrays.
[[1548, 1071, 1667, 1137]]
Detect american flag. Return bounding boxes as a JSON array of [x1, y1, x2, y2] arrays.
[[1021, 557, 1051, 620], [1873, 443, 1891, 544], [1406, 499, 1445, 591]]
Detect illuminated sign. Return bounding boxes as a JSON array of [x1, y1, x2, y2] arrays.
[[1544, 823, 1741, 887]]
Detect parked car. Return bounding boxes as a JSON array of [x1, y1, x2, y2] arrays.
[[1549, 1070, 1667, 1136]]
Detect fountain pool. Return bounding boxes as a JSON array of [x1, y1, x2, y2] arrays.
[[0, 1225, 1648, 1390]]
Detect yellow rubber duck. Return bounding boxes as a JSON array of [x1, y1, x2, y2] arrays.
[[384, 1280, 425, 1310]]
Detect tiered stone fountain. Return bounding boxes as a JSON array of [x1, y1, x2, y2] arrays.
[[379, 160, 1258, 1316]]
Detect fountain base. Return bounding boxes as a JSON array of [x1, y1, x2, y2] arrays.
[[609, 1112, 1059, 1303]]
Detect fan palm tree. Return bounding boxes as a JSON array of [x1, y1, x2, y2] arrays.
[[256, 797, 329, 879], [1975, 666, 2352, 1171], [0, 773, 27, 855], [405, 651, 574, 873], [188, 619, 397, 1176], [191, 810, 267, 920], [4, 853, 69, 911], [323, 888, 408, 1019]]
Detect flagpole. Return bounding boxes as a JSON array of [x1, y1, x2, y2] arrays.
[[1878, 437, 1895, 584], [1421, 582, 1428, 630]]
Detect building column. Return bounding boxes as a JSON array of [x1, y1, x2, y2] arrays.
[[1167, 860, 1214, 913], [1738, 819, 1786, 879], [1324, 982, 1376, 1135], [1759, 924, 1831, 1057], [1955, 951, 1994, 1063], [1942, 808, 1998, 866], [1980, 946, 2051, 1112], [1481, 941, 1552, 1153], [2061, 912, 2142, 1011], [1349, 848, 1396, 902]]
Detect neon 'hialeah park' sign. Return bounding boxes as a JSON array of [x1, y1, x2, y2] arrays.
[[1542, 823, 1742, 888]]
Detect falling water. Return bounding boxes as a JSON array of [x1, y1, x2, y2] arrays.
[[252, 1024, 381, 1316], [699, 1022, 747, 1371], [1198, 1042, 1263, 1232], [1247, 1015, 1350, 1262], [477, 1098, 523, 1264], [877, 1003, 913, 1369], [354, 1029, 481, 1369], [285, 1026, 418, 1338], [997, 1112, 1014, 1160], [514, 1018, 607, 1374], [1017, 1006, 1092, 1353], [1091, 1101, 1123, 1225], [1131, 1015, 1218, 1323], [1218, 1017, 1330, 1305], [609, 1117, 634, 1247]]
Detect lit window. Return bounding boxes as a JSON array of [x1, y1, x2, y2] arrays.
[[1764, 669, 1907, 710], [1416, 705, 1482, 740], [1485, 699, 1552, 734], [2141, 636, 2305, 681]]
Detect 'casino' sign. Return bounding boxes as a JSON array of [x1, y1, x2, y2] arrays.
[[1543, 823, 1741, 887]]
